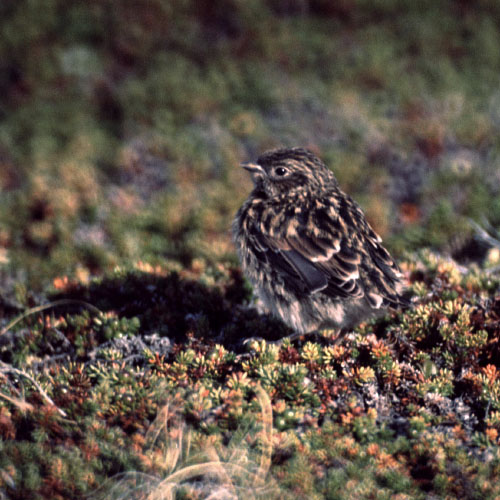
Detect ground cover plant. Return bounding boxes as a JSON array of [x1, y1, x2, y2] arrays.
[[1, 0, 500, 498], [2, 254, 500, 499]]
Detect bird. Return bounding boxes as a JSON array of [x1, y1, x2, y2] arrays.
[[232, 147, 408, 339]]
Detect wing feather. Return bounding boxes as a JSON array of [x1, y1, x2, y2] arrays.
[[246, 194, 404, 306]]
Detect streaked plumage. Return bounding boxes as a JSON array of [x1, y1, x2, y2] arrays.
[[233, 147, 407, 335]]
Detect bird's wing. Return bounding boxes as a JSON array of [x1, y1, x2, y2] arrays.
[[249, 195, 404, 307]]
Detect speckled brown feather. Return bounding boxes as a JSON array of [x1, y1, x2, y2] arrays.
[[233, 147, 407, 334]]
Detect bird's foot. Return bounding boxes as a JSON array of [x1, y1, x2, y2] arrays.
[[242, 328, 342, 349]]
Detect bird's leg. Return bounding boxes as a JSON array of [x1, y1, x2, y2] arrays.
[[243, 327, 343, 348], [241, 330, 311, 348], [241, 318, 354, 352], [317, 328, 345, 345], [283, 328, 339, 344]]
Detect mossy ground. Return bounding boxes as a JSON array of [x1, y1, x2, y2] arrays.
[[1, 1, 500, 498], [2, 254, 500, 499]]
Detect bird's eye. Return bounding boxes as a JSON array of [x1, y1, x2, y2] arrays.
[[274, 167, 288, 177]]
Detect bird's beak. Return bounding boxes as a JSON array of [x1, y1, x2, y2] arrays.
[[241, 162, 264, 174]]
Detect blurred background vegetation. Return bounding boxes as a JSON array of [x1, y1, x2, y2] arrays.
[[1, 0, 500, 291]]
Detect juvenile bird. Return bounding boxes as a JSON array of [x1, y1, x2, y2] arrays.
[[233, 147, 407, 338]]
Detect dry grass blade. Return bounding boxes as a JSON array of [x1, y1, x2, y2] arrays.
[[0, 298, 101, 337], [0, 390, 34, 413], [255, 384, 272, 485], [150, 461, 237, 500], [90, 472, 160, 500], [0, 299, 101, 419], [0, 361, 68, 417], [91, 384, 282, 500]]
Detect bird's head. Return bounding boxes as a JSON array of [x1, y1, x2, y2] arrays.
[[241, 147, 335, 198]]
